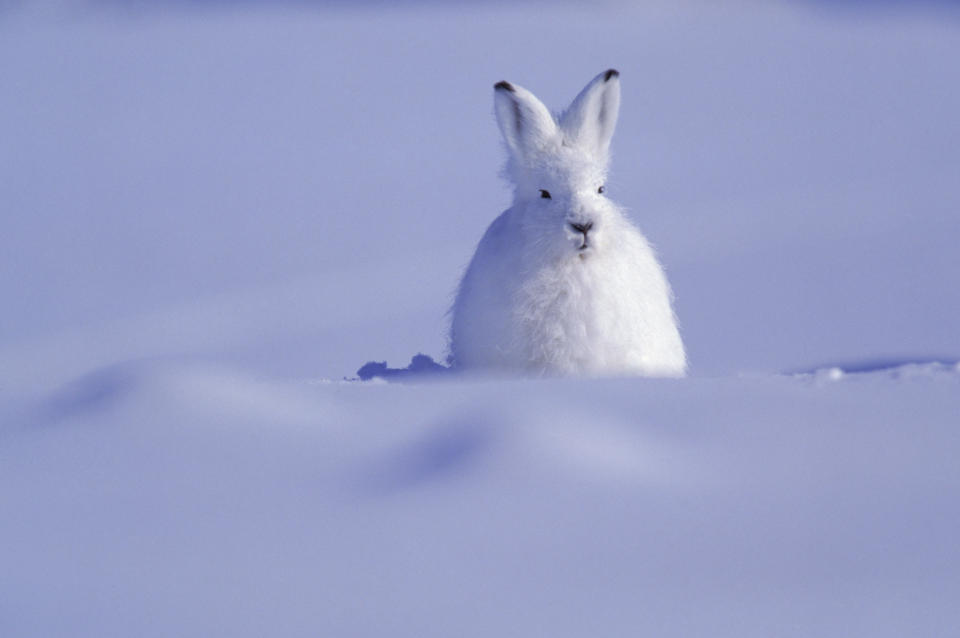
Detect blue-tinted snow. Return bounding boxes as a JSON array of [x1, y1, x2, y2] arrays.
[[1, 2, 959, 636], [2, 361, 959, 636]]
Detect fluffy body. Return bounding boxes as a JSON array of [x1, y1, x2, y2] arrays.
[[450, 70, 686, 377]]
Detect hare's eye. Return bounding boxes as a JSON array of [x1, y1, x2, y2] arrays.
[[539, 189, 552, 199], [597, 185, 605, 194]]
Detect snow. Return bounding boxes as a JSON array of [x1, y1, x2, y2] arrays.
[[1, 2, 959, 636], [3, 361, 959, 636]]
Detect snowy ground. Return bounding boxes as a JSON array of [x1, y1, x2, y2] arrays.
[[3, 360, 960, 636], [2, 2, 959, 636]]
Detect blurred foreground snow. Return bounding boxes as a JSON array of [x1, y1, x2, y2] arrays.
[[2, 360, 959, 637]]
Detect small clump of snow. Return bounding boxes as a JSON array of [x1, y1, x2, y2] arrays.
[[817, 366, 845, 382]]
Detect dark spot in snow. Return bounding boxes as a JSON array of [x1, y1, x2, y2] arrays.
[[40, 362, 143, 422], [362, 416, 498, 495], [356, 354, 450, 382]]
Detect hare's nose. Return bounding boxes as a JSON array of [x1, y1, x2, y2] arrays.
[[569, 222, 593, 235]]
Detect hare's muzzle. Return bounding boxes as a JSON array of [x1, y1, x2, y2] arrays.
[[569, 221, 594, 251]]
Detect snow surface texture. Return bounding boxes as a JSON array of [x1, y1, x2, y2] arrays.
[[2, 2, 960, 636]]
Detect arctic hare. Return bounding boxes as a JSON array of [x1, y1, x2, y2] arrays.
[[450, 69, 686, 377]]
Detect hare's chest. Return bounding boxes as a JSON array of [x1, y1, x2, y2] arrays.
[[513, 258, 622, 342]]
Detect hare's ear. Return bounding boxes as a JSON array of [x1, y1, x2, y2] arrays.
[[560, 69, 621, 156], [494, 80, 558, 159]]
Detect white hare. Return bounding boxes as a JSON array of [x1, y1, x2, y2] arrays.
[[449, 69, 687, 377]]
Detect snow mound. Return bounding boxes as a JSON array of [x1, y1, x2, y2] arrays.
[[795, 359, 960, 382]]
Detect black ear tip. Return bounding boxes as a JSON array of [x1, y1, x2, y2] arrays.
[[494, 80, 515, 93], [603, 69, 620, 82]]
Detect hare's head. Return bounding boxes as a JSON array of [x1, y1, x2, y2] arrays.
[[494, 69, 622, 258]]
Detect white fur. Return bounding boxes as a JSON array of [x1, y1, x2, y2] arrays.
[[450, 70, 687, 377]]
